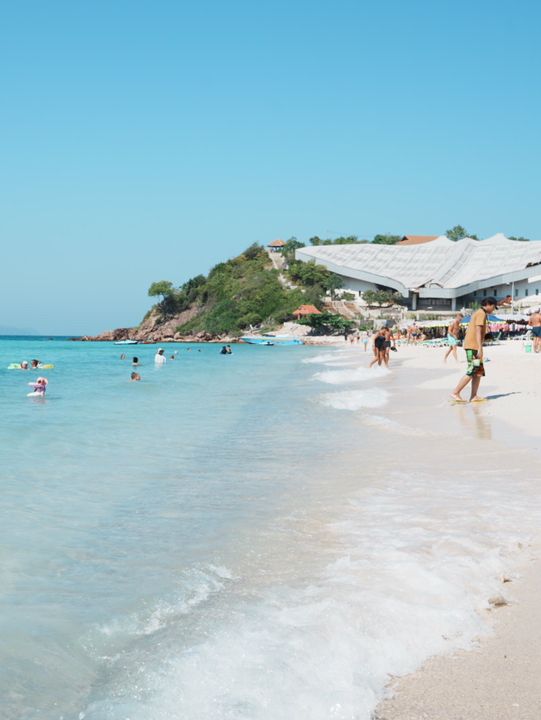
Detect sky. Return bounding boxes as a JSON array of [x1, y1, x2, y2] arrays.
[[1, 0, 540, 334]]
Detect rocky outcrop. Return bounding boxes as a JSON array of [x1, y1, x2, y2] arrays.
[[84, 307, 239, 343], [129, 306, 200, 341]]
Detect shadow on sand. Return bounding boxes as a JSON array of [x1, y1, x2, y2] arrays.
[[485, 392, 521, 401]]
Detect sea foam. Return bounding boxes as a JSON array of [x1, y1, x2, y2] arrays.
[[79, 467, 541, 720], [321, 388, 389, 410], [313, 365, 388, 385]]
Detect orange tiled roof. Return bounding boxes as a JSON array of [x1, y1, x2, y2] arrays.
[[293, 304, 321, 315], [399, 235, 439, 245], [268, 239, 286, 247]]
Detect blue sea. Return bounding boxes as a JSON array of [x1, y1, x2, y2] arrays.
[[2, 338, 541, 720]]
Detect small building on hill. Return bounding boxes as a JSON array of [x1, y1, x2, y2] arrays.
[[268, 239, 286, 252], [292, 304, 322, 319]]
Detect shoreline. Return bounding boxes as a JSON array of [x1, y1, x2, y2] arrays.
[[374, 549, 541, 720], [371, 342, 541, 719]]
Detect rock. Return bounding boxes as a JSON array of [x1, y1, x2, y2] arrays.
[[488, 595, 509, 608]]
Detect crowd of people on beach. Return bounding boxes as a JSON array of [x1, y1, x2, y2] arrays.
[[360, 295, 541, 403]]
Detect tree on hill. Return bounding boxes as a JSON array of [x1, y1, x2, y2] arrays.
[[298, 311, 355, 336], [286, 260, 342, 296], [282, 237, 306, 263], [446, 225, 479, 241], [309, 235, 362, 246], [372, 234, 401, 245], [148, 280, 179, 318], [509, 235, 530, 242], [362, 289, 402, 307]]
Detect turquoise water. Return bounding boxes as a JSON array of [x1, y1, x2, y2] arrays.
[[2, 339, 541, 720]]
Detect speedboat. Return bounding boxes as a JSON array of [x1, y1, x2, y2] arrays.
[[114, 339, 139, 345]]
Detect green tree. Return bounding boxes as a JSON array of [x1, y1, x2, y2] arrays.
[[372, 234, 401, 245], [362, 289, 401, 307], [242, 243, 262, 260], [298, 312, 355, 336], [283, 237, 306, 263], [446, 225, 479, 241], [148, 280, 174, 302], [509, 235, 530, 242], [148, 280, 179, 318], [326, 273, 343, 298]]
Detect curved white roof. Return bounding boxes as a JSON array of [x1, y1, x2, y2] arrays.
[[296, 234, 541, 296]]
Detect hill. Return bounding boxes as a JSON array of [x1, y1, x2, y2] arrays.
[[90, 242, 344, 342]]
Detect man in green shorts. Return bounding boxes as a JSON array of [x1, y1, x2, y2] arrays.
[[451, 297, 497, 403]]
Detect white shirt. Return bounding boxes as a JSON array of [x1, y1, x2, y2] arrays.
[[154, 353, 166, 365]]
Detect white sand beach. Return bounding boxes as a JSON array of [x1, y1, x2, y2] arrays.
[[373, 340, 541, 719]]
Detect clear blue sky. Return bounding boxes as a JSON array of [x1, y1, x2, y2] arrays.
[[1, 0, 539, 334]]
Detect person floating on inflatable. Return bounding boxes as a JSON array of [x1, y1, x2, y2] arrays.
[[27, 377, 48, 397]]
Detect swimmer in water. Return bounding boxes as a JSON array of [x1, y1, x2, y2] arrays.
[[28, 376, 48, 396], [132, 356, 140, 366], [31, 359, 40, 369], [130, 371, 141, 381]]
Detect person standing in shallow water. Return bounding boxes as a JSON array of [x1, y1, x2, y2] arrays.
[[370, 330, 387, 368], [444, 312, 464, 363], [451, 297, 497, 403]]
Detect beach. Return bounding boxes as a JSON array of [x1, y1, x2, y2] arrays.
[[2, 337, 541, 719], [373, 340, 541, 720]]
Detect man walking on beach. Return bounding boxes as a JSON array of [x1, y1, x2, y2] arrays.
[[451, 298, 497, 403], [444, 312, 463, 363]]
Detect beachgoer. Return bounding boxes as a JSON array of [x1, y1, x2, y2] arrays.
[[154, 348, 166, 365], [28, 376, 48, 396], [383, 327, 395, 364], [444, 313, 464, 363], [132, 356, 140, 366], [21, 361, 29, 370], [220, 346, 228, 355], [361, 330, 369, 352], [226, 345, 233, 354], [130, 371, 141, 381], [31, 359, 40, 369], [451, 297, 497, 402], [529, 311, 541, 353], [370, 330, 387, 367]]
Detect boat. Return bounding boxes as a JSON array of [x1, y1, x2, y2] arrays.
[[114, 339, 139, 345], [240, 335, 303, 346]]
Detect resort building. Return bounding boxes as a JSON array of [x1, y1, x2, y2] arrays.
[[295, 234, 541, 310]]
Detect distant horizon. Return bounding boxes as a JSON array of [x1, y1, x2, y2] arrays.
[[3, 230, 541, 335]]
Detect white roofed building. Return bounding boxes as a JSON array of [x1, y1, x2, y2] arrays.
[[295, 234, 541, 310]]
